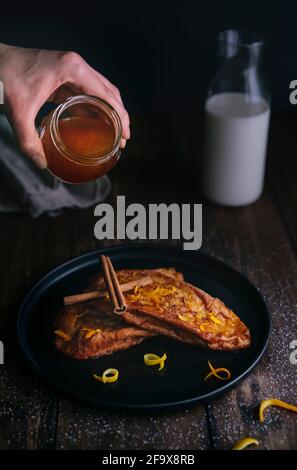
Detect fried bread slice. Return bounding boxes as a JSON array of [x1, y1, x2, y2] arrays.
[[90, 268, 251, 351], [54, 299, 155, 360]]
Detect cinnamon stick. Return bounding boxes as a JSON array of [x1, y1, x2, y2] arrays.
[[100, 255, 121, 312], [106, 256, 127, 314], [64, 276, 152, 306]]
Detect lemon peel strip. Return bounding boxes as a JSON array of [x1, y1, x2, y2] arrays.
[[144, 353, 167, 371], [93, 368, 119, 384], [259, 398, 297, 423], [232, 437, 259, 450], [204, 360, 231, 381]]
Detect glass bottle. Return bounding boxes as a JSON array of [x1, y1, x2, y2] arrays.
[[202, 30, 270, 206]]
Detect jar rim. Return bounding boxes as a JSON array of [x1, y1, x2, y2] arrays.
[[50, 94, 122, 166]]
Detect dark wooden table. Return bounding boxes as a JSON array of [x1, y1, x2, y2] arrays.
[[0, 112, 296, 450]]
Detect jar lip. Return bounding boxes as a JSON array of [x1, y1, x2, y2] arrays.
[[50, 94, 122, 165], [218, 29, 265, 49]]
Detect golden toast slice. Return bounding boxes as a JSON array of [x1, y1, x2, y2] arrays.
[[90, 268, 251, 351], [54, 299, 155, 360]]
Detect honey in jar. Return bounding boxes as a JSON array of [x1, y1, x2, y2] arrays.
[[40, 95, 122, 184]]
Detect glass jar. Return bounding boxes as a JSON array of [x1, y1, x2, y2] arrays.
[[39, 95, 122, 184], [202, 30, 271, 206]]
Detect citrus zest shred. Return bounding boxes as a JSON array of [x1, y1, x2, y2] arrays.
[[199, 322, 209, 332], [81, 328, 102, 339], [144, 353, 167, 371], [129, 294, 143, 302], [149, 286, 177, 304], [185, 299, 204, 312], [93, 368, 119, 384], [178, 313, 193, 322], [153, 286, 176, 296], [259, 398, 297, 423], [208, 312, 223, 324], [232, 437, 259, 450], [128, 286, 143, 302], [129, 285, 177, 304], [204, 360, 231, 381], [54, 330, 71, 341]]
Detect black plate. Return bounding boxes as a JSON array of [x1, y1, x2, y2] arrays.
[[17, 244, 270, 411]]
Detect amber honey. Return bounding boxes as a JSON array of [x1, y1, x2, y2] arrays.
[[40, 95, 122, 184]]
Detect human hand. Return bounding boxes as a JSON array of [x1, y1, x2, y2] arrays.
[[0, 44, 130, 169]]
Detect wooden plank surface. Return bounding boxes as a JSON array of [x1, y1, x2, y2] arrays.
[[0, 113, 296, 450], [0, 212, 74, 449], [201, 191, 297, 449]]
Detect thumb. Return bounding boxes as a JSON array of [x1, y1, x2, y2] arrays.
[[10, 113, 47, 169]]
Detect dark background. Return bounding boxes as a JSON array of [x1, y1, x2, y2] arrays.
[[0, 0, 294, 112], [1, 0, 297, 452]]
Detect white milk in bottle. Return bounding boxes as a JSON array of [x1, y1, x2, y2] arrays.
[[202, 92, 270, 206]]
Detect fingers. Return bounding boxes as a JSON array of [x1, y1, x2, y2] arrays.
[[61, 52, 130, 140], [2, 47, 130, 172], [8, 110, 47, 169], [103, 92, 130, 140]]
